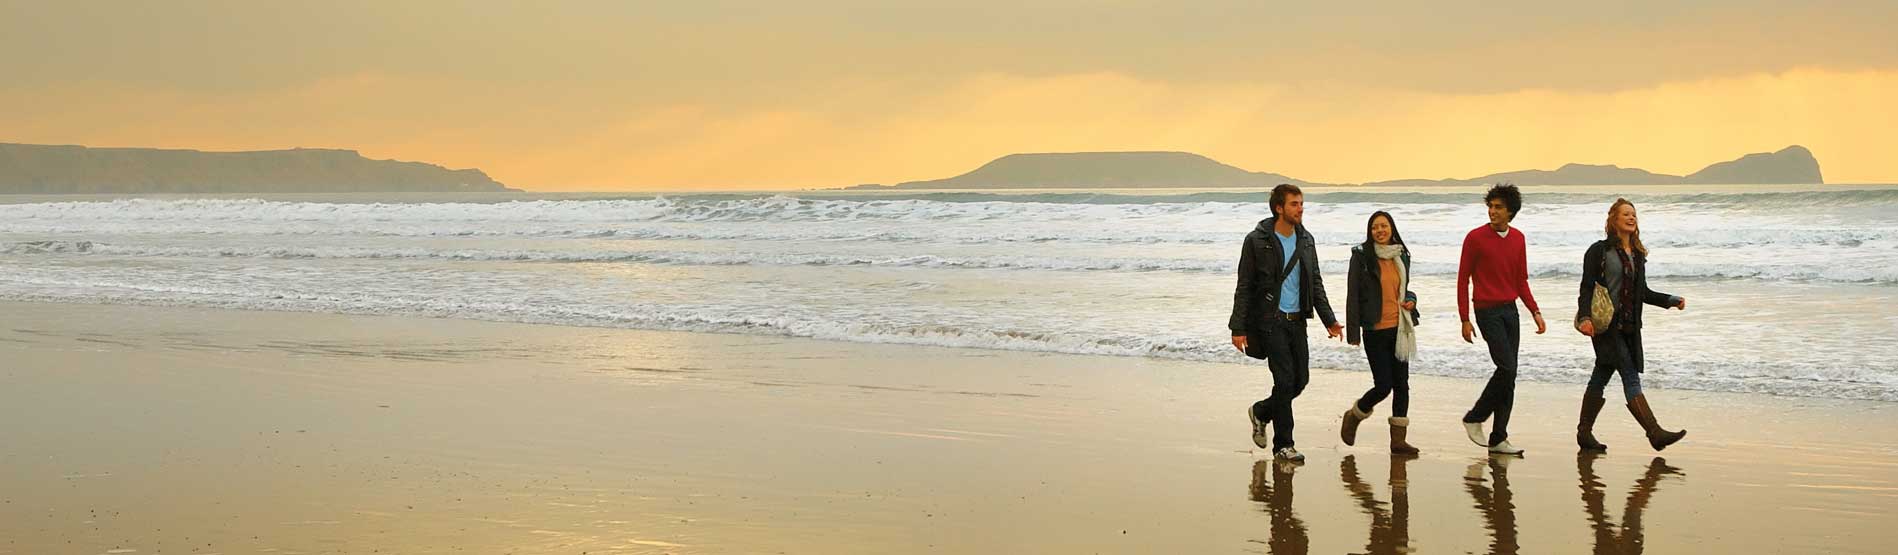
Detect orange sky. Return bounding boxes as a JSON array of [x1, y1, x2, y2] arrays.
[[3, 1, 1895, 190]]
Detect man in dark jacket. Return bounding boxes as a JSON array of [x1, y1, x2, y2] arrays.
[[1229, 184, 1344, 462]]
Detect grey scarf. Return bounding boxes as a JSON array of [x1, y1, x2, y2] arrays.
[[1374, 243, 1417, 361]]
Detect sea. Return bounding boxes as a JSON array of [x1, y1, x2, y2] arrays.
[[4, 184, 1895, 401]]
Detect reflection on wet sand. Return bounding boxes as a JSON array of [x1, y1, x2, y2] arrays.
[[1580, 454, 1685, 555], [1250, 459, 1309, 554], [1340, 454, 1415, 554], [1466, 456, 1519, 555]]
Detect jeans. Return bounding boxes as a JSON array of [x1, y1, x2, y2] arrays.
[[1355, 327, 1410, 417], [1586, 328, 1645, 402], [1249, 317, 1310, 449], [1463, 305, 1520, 446]]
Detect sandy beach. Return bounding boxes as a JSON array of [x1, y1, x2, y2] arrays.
[[3, 301, 1895, 554]]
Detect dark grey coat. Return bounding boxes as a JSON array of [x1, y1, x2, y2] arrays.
[[1575, 239, 1679, 332], [1228, 216, 1339, 335]]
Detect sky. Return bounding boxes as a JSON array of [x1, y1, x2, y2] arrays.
[[3, 1, 1896, 190]]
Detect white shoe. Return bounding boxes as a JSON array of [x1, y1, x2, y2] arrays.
[[1463, 421, 1487, 446], [1488, 439, 1525, 456], [1274, 446, 1306, 462], [1248, 407, 1270, 449], [1457, 420, 1488, 446]]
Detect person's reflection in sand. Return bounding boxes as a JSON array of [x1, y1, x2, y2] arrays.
[[1465, 456, 1519, 555], [1339, 454, 1415, 554], [1250, 459, 1310, 555], [1580, 454, 1685, 554]]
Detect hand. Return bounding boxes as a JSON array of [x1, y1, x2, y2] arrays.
[[1327, 323, 1345, 341], [1577, 320, 1595, 337], [1231, 335, 1248, 354], [1674, 297, 1687, 310], [1461, 321, 1475, 344], [1401, 301, 1415, 311], [1533, 313, 1548, 335]]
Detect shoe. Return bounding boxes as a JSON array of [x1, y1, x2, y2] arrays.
[[1488, 439, 1524, 456], [1577, 394, 1609, 453], [1341, 403, 1372, 446], [1488, 453, 1516, 471], [1273, 446, 1306, 462], [1248, 406, 1271, 449], [1627, 394, 1686, 451], [1388, 417, 1420, 455], [1463, 420, 1487, 446]]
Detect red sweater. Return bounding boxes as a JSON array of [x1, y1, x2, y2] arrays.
[[1457, 225, 1539, 322]]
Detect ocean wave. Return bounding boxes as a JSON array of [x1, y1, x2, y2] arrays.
[[11, 240, 1897, 284], [6, 196, 1895, 256], [6, 188, 1894, 231], [0, 241, 1237, 272]]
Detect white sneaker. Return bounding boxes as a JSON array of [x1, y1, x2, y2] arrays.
[[1248, 407, 1270, 449], [1488, 439, 1525, 456], [1273, 446, 1306, 462], [1463, 421, 1487, 446]]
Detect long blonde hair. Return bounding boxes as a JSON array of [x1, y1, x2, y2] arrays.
[[1605, 198, 1648, 255]]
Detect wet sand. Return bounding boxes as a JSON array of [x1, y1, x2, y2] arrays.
[[2, 301, 1895, 554]]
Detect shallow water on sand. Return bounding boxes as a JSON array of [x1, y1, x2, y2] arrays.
[[3, 303, 1895, 553]]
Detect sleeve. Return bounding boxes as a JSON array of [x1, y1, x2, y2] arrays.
[[1308, 240, 1339, 328], [1577, 243, 1602, 326], [1345, 250, 1362, 344], [1457, 231, 1475, 322], [1517, 233, 1541, 314], [1639, 255, 1679, 308], [1228, 236, 1256, 334], [1403, 254, 1420, 323]]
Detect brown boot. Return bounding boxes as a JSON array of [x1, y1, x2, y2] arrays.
[[1577, 394, 1609, 452], [1627, 394, 1687, 451], [1341, 403, 1372, 446], [1388, 417, 1421, 455]]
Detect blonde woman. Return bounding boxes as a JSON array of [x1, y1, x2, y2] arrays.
[[1574, 199, 1688, 452]]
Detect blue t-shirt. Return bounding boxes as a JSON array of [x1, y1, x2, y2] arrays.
[[1276, 230, 1301, 313]]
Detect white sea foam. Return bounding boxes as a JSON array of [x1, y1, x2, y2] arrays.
[[9, 240, 1896, 284], [5, 188, 1896, 401]]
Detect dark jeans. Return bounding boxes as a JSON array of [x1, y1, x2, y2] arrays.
[[1587, 328, 1645, 402], [1249, 317, 1310, 449], [1355, 327, 1410, 417], [1463, 305, 1520, 445]]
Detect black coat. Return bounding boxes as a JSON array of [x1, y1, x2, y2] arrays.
[[1344, 244, 1422, 345], [1228, 216, 1338, 335], [1575, 239, 1677, 332]]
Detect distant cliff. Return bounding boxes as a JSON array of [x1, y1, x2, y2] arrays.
[[884, 151, 1307, 189], [0, 143, 517, 193], [849, 146, 1822, 190], [1685, 145, 1822, 184], [1367, 145, 1823, 187]]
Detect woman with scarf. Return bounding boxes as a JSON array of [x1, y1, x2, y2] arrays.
[[1340, 211, 1422, 454], [1574, 198, 1688, 453]]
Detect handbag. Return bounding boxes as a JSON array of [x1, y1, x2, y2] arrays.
[[1589, 247, 1616, 331], [1590, 283, 1615, 331]]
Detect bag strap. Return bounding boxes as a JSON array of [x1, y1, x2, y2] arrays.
[[1270, 241, 1302, 298]]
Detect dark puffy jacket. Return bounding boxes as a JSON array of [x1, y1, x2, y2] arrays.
[[1575, 239, 1678, 331], [1344, 244, 1422, 345], [1228, 216, 1338, 334]]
